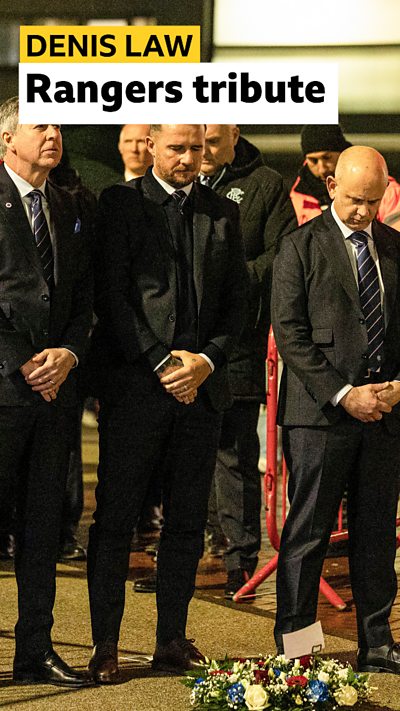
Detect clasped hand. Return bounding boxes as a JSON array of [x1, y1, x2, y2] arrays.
[[20, 348, 76, 402], [340, 381, 400, 422], [160, 350, 212, 405]]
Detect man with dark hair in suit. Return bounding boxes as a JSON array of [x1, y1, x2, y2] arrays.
[[0, 97, 93, 686], [87, 123, 248, 682], [272, 145, 400, 673]]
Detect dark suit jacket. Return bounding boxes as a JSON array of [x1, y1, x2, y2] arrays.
[[0, 164, 93, 407], [271, 208, 400, 427], [91, 170, 249, 412]]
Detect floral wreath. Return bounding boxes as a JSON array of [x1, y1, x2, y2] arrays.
[[183, 654, 370, 710]]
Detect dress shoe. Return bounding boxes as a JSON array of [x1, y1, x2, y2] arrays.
[[88, 642, 120, 684], [58, 537, 86, 561], [357, 642, 400, 674], [133, 573, 157, 593], [152, 638, 206, 674], [224, 568, 255, 601], [13, 649, 93, 687]]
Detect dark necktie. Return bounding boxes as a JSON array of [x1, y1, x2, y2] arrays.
[[28, 190, 54, 287], [171, 189, 188, 215], [349, 230, 384, 371]]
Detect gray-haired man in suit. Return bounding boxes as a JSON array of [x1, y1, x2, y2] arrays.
[[0, 97, 93, 686]]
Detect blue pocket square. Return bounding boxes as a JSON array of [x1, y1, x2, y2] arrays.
[[74, 217, 81, 234]]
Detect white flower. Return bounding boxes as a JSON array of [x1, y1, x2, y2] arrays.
[[244, 684, 270, 709], [230, 674, 238, 683], [293, 658, 300, 670], [334, 685, 358, 706], [318, 671, 330, 683], [279, 671, 287, 681], [338, 667, 349, 680]]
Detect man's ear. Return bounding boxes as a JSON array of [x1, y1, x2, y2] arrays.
[[232, 126, 240, 147], [1, 130, 15, 154], [326, 175, 336, 199], [145, 135, 155, 158]]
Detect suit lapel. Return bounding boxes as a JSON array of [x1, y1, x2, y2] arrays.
[[315, 209, 361, 308], [192, 184, 212, 313], [46, 181, 76, 287], [0, 164, 44, 279], [373, 221, 398, 324]]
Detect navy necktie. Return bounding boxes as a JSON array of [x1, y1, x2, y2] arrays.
[[349, 230, 384, 371], [28, 190, 54, 287], [171, 189, 188, 215]]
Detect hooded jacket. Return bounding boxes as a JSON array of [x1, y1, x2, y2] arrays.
[[207, 136, 297, 399]]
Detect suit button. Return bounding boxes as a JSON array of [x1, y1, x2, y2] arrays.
[[41, 294, 50, 302], [0, 364, 3, 369], [359, 318, 365, 324], [43, 329, 48, 336], [168, 314, 175, 322], [362, 354, 368, 359]]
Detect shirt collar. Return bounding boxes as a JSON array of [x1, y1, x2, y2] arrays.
[[151, 168, 193, 197], [331, 203, 373, 240], [3, 162, 47, 200]]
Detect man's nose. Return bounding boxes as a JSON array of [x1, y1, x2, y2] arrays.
[[180, 150, 194, 165], [357, 203, 368, 217], [46, 125, 59, 140]]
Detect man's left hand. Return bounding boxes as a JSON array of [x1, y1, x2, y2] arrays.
[[26, 348, 76, 392], [160, 350, 212, 399], [377, 381, 400, 407]]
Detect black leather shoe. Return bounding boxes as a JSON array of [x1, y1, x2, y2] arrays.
[[357, 642, 400, 673], [133, 573, 157, 593], [224, 569, 255, 601], [152, 638, 206, 674], [58, 538, 86, 561], [88, 642, 120, 684], [13, 650, 93, 687]]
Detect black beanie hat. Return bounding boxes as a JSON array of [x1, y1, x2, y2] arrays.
[[301, 124, 352, 155]]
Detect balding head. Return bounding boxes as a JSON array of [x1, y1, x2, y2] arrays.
[[326, 146, 389, 230], [201, 124, 240, 177], [118, 124, 152, 179]]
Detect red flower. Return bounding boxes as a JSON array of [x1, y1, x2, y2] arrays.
[[210, 670, 232, 676], [299, 655, 312, 669], [254, 669, 270, 685], [286, 675, 308, 688]]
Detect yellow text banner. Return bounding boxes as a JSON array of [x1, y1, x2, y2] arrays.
[[20, 26, 200, 63]]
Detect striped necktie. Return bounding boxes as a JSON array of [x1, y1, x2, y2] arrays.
[[171, 189, 188, 215], [349, 230, 384, 371], [28, 190, 54, 287]]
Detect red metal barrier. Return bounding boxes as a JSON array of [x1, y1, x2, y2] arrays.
[[234, 327, 347, 608]]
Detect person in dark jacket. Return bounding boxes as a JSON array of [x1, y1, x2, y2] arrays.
[[201, 125, 297, 598]]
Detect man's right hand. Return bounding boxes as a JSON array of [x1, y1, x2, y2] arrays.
[[20, 357, 58, 402], [340, 382, 392, 422]]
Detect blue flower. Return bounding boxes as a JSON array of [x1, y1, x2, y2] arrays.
[[273, 667, 281, 677], [306, 679, 329, 703], [227, 682, 245, 704], [194, 677, 204, 685]]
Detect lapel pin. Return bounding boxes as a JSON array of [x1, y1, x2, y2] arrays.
[[5, 202, 12, 208]]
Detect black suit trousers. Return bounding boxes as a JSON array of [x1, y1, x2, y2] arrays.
[[87, 385, 222, 646], [0, 402, 74, 660], [274, 416, 400, 651], [209, 400, 261, 572]]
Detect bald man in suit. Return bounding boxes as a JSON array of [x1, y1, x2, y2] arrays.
[[272, 146, 400, 674]]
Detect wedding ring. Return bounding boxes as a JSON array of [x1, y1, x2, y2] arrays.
[[49, 379, 55, 385]]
